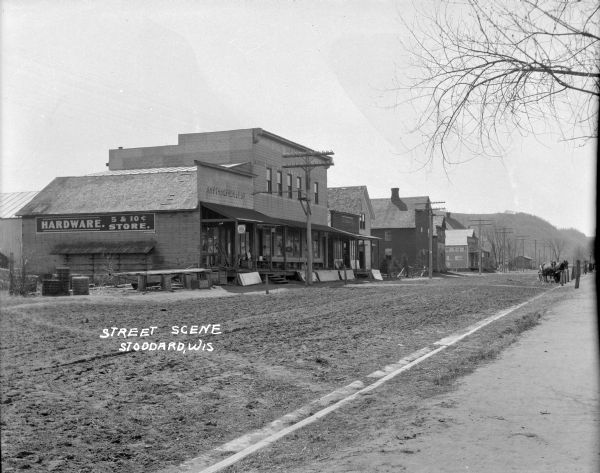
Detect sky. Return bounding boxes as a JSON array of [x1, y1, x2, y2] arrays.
[[1, 0, 597, 236]]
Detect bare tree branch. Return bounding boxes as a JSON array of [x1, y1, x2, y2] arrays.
[[400, 0, 600, 163]]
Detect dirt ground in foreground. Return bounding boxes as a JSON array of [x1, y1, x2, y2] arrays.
[[230, 276, 596, 473], [1, 272, 560, 472]]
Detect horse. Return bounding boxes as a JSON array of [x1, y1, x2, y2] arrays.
[[539, 261, 558, 283], [539, 261, 567, 283]]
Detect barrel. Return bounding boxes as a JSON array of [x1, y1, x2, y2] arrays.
[[42, 279, 62, 296], [56, 266, 71, 295], [71, 276, 90, 295]]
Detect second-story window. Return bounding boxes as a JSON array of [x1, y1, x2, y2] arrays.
[[287, 173, 293, 198], [296, 176, 302, 199], [277, 171, 282, 196], [313, 182, 319, 205], [359, 213, 366, 230], [266, 168, 272, 193]]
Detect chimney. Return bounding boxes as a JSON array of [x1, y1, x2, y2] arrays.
[[390, 187, 407, 210]]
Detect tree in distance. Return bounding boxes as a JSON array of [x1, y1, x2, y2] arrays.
[[403, 0, 599, 164]]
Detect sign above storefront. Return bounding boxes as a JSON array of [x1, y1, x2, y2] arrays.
[[36, 214, 155, 233], [197, 163, 254, 209]]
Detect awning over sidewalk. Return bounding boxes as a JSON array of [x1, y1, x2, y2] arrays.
[[264, 217, 377, 240], [201, 203, 379, 240], [201, 203, 269, 223], [326, 227, 381, 240]]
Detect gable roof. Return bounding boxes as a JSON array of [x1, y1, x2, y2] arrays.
[[371, 198, 415, 229], [398, 196, 430, 210], [435, 211, 466, 230], [445, 229, 476, 246], [0, 191, 39, 218], [327, 186, 375, 218], [371, 194, 432, 229], [17, 168, 197, 216]]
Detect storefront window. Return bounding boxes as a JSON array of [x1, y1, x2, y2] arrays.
[[239, 231, 250, 259], [202, 224, 232, 267], [285, 228, 302, 257], [262, 229, 272, 257], [312, 231, 320, 258], [274, 228, 284, 257]]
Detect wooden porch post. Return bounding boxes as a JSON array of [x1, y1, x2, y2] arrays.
[[234, 220, 240, 269], [252, 223, 258, 270], [283, 226, 288, 271]]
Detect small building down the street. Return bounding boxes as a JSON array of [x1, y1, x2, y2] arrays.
[[371, 188, 432, 275], [0, 191, 39, 267], [327, 186, 378, 272]]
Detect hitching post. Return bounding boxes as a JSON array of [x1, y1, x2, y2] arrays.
[[265, 273, 269, 294], [575, 260, 580, 289]]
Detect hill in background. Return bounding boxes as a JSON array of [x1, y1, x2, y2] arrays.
[[449, 211, 594, 263]]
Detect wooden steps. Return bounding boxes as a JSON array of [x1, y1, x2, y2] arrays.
[[264, 274, 288, 284]]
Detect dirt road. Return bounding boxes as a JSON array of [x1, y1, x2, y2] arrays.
[[244, 275, 598, 473], [1, 272, 593, 472]]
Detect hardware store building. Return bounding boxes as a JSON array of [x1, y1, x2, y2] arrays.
[[17, 129, 374, 277]]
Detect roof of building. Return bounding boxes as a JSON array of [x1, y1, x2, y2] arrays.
[[371, 198, 416, 229], [434, 211, 466, 230], [17, 169, 197, 216], [432, 214, 445, 237], [445, 229, 476, 246], [327, 186, 375, 219], [88, 166, 197, 176], [0, 191, 40, 218], [398, 196, 431, 210]]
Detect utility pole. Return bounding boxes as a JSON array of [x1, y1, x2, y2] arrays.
[[416, 201, 444, 279], [428, 202, 445, 279], [496, 227, 513, 272], [516, 235, 528, 272], [282, 150, 334, 286], [470, 219, 493, 275]]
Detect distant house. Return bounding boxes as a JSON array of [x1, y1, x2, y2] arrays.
[[445, 228, 492, 271], [0, 192, 39, 267], [371, 188, 432, 274], [512, 255, 534, 270], [445, 229, 477, 270], [327, 186, 378, 270]]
